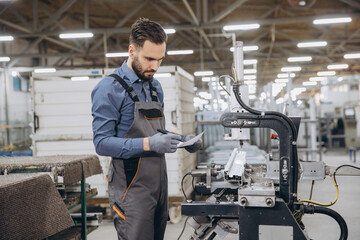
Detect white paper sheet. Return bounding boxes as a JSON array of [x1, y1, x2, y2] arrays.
[[177, 131, 205, 148]]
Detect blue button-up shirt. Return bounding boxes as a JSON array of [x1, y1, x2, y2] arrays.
[[91, 61, 164, 159]]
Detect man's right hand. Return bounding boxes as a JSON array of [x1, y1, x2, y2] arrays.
[[148, 133, 181, 153]]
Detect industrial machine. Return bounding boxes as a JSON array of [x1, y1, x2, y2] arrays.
[[180, 42, 354, 240]]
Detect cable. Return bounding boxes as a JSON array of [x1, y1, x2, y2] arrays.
[[304, 205, 348, 240], [231, 67, 298, 139], [299, 174, 338, 206], [217, 75, 232, 96], [181, 172, 192, 202], [333, 164, 360, 186], [300, 164, 360, 207], [177, 216, 190, 240]]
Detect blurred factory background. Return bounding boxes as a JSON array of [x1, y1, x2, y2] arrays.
[[0, 0, 360, 240]]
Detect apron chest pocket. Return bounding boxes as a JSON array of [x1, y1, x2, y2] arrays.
[[139, 108, 163, 119]]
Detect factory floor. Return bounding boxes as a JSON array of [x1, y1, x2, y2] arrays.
[[88, 149, 360, 240]]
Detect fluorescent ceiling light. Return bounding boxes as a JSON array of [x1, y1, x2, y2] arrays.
[[230, 46, 259, 52], [167, 50, 193, 55], [59, 32, 94, 39], [288, 56, 312, 62], [243, 45, 259, 52], [223, 23, 260, 31], [317, 71, 336, 76], [0, 35, 14, 41], [309, 77, 325, 81], [202, 77, 216, 82], [71, 76, 89, 81], [277, 73, 295, 78], [244, 80, 256, 85], [275, 78, 288, 83], [154, 73, 172, 78], [34, 68, 56, 73], [106, 52, 129, 58], [244, 75, 256, 80], [303, 81, 317, 86], [344, 53, 360, 59], [194, 71, 213, 76], [327, 64, 348, 70], [164, 28, 176, 34], [244, 69, 257, 74], [0, 56, 10, 62], [244, 59, 258, 65], [297, 41, 327, 48], [281, 66, 301, 72], [313, 17, 352, 25]]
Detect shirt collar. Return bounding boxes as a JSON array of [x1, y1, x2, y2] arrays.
[[119, 60, 140, 84]]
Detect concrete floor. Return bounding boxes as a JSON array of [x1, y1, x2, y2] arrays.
[[88, 150, 360, 240]]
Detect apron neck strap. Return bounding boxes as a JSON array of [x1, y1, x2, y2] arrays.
[[148, 80, 158, 102], [110, 74, 139, 102]]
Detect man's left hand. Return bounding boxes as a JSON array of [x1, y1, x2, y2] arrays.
[[182, 135, 202, 153]]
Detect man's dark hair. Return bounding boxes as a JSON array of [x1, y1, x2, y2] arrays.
[[130, 18, 167, 47]]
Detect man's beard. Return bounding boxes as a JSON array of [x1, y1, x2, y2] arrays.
[[132, 56, 155, 81]]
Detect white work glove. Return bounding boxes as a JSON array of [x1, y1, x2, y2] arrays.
[[182, 135, 202, 153], [149, 133, 181, 153]]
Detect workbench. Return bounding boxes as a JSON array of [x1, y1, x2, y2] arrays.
[[0, 155, 103, 240]]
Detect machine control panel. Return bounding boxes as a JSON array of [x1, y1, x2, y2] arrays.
[[222, 117, 260, 128]]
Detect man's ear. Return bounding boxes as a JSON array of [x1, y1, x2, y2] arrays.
[[129, 44, 135, 58]]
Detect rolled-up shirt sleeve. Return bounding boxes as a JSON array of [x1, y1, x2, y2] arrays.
[[91, 79, 143, 159]]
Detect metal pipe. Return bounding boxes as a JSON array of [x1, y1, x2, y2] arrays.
[[2, 67, 10, 145], [233, 41, 243, 82], [103, 34, 108, 69]]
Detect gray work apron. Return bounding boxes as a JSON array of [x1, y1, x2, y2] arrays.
[[106, 74, 168, 240]]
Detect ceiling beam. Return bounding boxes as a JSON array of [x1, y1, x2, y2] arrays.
[[182, 0, 222, 66], [89, 0, 147, 52], [202, 0, 207, 23], [8, 37, 44, 67], [209, 0, 248, 23], [340, 0, 360, 9], [38, 0, 77, 32], [32, 0, 38, 31], [160, 0, 192, 22], [0, 18, 31, 33], [182, 0, 199, 25], [9, 13, 360, 39], [151, 1, 200, 48], [0, 4, 10, 16], [9, 5, 31, 30], [38, 3, 84, 50], [329, 27, 360, 56]]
